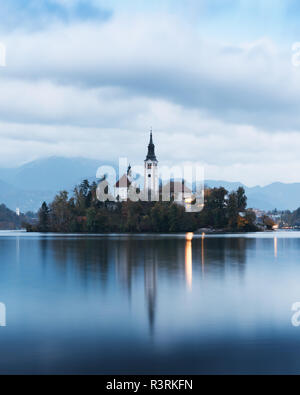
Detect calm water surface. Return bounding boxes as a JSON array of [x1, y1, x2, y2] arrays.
[[0, 231, 300, 374]]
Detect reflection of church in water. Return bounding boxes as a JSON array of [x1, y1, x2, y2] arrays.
[[114, 236, 197, 334], [115, 239, 158, 334], [113, 131, 196, 333]]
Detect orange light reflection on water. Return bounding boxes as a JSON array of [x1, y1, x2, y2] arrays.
[[274, 237, 278, 259], [185, 233, 193, 290]]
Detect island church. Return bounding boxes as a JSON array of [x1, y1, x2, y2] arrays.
[[114, 131, 193, 203], [114, 131, 159, 201]]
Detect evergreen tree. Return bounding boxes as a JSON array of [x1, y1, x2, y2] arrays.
[[227, 192, 239, 229], [38, 202, 50, 232], [49, 191, 73, 232], [33, 181, 257, 234], [237, 187, 247, 212]]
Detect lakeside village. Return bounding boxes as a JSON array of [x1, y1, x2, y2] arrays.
[[3, 132, 299, 233]]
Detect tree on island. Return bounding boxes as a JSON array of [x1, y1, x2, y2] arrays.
[[28, 180, 258, 234], [38, 202, 50, 232]]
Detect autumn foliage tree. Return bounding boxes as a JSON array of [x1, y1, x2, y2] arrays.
[[31, 180, 257, 233]]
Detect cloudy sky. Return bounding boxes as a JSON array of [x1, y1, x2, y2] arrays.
[[1, 0, 300, 186]]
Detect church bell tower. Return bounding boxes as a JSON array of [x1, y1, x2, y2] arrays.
[[144, 130, 159, 201]]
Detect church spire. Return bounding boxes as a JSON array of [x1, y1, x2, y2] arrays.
[[146, 129, 157, 162]]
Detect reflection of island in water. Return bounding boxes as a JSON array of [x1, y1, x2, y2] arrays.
[[144, 259, 157, 334], [38, 234, 250, 333]]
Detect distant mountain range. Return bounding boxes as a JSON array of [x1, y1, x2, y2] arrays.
[[0, 157, 113, 212], [0, 157, 299, 212], [205, 180, 300, 212]]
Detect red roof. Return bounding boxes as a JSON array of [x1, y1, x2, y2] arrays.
[[162, 181, 192, 194], [115, 174, 131, 188]]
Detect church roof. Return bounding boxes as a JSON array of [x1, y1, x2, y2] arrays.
[[162, 181, 192, 194], [145, 132, 157, 162], [115, 174, 131, 188]]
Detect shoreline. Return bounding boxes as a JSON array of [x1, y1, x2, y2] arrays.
[[23, 229, 277, 235]]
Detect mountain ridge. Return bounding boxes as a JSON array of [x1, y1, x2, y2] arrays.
[[0, 157, 298, 212]]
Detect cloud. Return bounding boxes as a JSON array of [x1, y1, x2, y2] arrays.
[[1, 110, 300, 187], [2, 14, 300, 131], [0, 79, 150, 128], [0, 0, 111, 31], [0, 2, 299, 186]]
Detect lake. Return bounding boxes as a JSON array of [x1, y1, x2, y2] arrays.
[[0, 231, 300, 374]]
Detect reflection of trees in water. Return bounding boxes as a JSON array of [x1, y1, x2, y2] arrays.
[[144, 259, 157, 335], [225, 238, 249, 280], [39, 237, 110, 290], [39, 238, 49, 275], [254, 237, 300, 261], [192, 237, 254, 279], [39, 237, 189, 333], [115, 239, 135, 299], [38, 236, 252, 331], [115, 239, 159, 334]]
